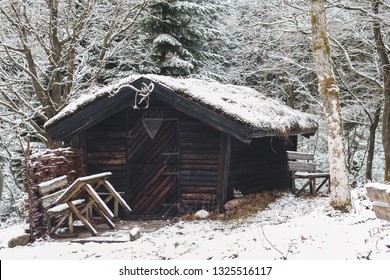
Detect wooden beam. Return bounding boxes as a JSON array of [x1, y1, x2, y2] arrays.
[[287, 151, 315, 161], [67, 201, 97, 236], [217, 134, 231, 211], [47, 78, 144, 140], [38, 176, 68, 196], [101, 180, 132, 214], [288, 161, 316, 172]]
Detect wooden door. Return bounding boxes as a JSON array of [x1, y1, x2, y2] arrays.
[[126, 109, 178, 217]]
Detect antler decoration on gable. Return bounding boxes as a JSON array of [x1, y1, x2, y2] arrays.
[[113, 81, 155, 109]]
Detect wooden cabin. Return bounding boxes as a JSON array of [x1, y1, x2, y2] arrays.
[[45, 75, 318, 219]]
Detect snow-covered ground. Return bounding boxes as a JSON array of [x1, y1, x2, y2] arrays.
[[1, 188, 389, 260]]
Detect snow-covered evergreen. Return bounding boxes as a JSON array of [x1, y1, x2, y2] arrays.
[[140, 0, 224, 76]]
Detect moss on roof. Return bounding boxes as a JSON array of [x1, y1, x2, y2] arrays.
[[45, 74, 318, 135]]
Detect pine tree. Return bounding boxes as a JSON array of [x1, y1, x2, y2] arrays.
[[141, 0, 223, 77]]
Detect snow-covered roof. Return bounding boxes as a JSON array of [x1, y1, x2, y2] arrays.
[[45, 74, 318, 136]]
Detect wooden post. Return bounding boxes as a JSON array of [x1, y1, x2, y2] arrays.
[[217, 134, 231, 211]]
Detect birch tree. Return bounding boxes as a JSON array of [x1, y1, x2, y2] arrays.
[[310, 0, 351, 208]]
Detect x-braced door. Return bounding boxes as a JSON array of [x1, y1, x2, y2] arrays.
[[126, 109, 178, 216]]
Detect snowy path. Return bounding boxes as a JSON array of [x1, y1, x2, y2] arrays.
[[1, 191, 389, 260]]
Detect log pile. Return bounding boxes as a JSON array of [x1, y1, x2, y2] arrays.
[[28, 148, 85, 186], [23, 148, 85, 238]]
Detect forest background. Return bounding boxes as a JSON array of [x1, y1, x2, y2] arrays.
[[0, 0, 389, 222]]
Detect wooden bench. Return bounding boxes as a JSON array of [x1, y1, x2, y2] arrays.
[[38, 176, 86, 236], [39, 172, 132, 236], [287, 151, 330, 195], [54, 172, 132, 235], [366, 183, 390, 222]]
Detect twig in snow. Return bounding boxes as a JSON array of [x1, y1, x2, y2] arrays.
[[260, 221, 288, 260]]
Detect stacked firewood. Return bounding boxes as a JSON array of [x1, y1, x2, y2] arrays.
[[28, 148, 85, 186], [23, 148, 85, 239]]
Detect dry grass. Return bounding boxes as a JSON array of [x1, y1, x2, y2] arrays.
[[215, 192, 283, 221], [180, 191, 284, 222]]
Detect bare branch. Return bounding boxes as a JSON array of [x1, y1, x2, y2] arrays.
[[330, 36, 383, 88]]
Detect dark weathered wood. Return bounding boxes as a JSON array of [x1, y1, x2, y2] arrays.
[[151, 80, 252, 142], [287, 151, 315, 161], [47, 77, 144, 140], [178, 114, 221, 211], [217, 134, 231, 210], [118, 108, 179, 216], [227, 137, 293, 199]]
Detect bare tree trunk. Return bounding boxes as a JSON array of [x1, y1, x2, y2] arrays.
[[366, 104, 381, 181], [372, 0, 390, 182], [287, 83, 295, 109], [310, 0, 351, 208], [0, 169, 3, 201]]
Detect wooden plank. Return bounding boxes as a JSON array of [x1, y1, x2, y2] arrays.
[[101, 180, 132, 213], [68, 213, 74, 235], [180, 175, 218, 185], [181, 186, 217, 194], [287, 151, 315, 160], [92, 203, 115, 229], [181, 193, 217, 200], [67, 201, 97, 236], [78, 172, 112, 183], [85, 184, 114, 219], [180, 164, 219, 170], [48, 212, 69, 235], [288, 161, 316, 172], [372, 201, 390, 221], [180, 153, 220, 160], [41, 189, 66, 209], [143, 177, 177, 214], [293, 172, 330, 178], [55, 181, 86, 205], [366, 186, 390, 203]]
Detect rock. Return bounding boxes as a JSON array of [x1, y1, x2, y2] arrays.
[[8, 235, 30, 248], [224, 198, 245, 211], [130, 227, 141, 241], [233, 189, 243, 199], [195, 209, 209, 219]]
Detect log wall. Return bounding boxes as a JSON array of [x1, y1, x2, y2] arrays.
[[227, 137, 295, 200], [178, 114, 221, 212], [85, 110, 128, 195]]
